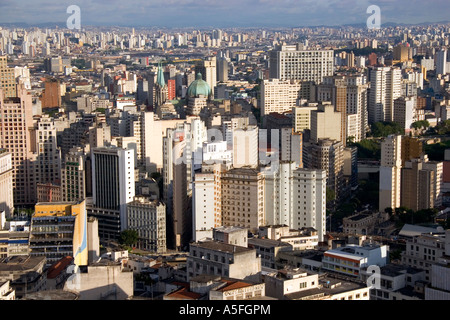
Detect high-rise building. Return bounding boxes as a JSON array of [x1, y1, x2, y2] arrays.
[[0, 84, 37, 206], [40, 78, 61, 109], [0, 150, 13, 217], [30, 200, 88, 267], [401, 157, 435, 211], [33, 115, 62, 187], [88, 146, 135, 241], [269, 44, 334, 84], [216, 56, 229, 82], [126, 196, 167, 253], [62, 147, 86, 202], [436, 49, 447, 75], [379, 135, 402, 211], [0, 55, 16, 99], [368, 67, 402, 123], [393, 96, 416, 133], [310, 103, 342, 143], [292, 105, 318, 132], [260, 79, 315, 117], [305, 139, 344, 202], [232, 126, 259, 169], [192, 163, 224, 242], [317, 74, 369, 143], [221, 167, 265, 233]]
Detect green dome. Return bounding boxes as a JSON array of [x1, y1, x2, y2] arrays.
[[187, 73, 211, 98]]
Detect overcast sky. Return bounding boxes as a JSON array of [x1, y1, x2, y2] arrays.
[[1, 0, 449, 28]]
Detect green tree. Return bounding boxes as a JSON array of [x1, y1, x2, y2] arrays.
[[370, 121, 404, 138], [119, 229, 138, 247]]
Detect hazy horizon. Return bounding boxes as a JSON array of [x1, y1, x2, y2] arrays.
[[1, 0, 449, 29]]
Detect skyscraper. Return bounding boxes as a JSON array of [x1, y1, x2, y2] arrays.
[[368, 66, 402, 123], [89, 146, 135, 241], [0, 83, 37, 206], [379, 135, 402, 211], [0, 55, 16, 99], [436, 49, 447, 75], [269, 44, 334, 84]]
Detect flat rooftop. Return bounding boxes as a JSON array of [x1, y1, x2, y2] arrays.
[[248, 237, 291, 247], [191, 240, 252, 255]]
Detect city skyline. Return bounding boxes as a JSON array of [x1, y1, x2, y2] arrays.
[[1, 0, 450, 28]]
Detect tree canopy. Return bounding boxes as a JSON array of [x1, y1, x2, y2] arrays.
[[369, 121, 404, 138], [119, 229, 139, 247]]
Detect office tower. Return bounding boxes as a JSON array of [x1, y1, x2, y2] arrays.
[[346, 51, 355, 68], [393, 44, 410, 62], [89, 146, 135, 241], [401, 136, 423, 166], [260, 79, 315, 117], [40, 78, 61, 109], [195, 56, 216, 94], [0, 150, 13, 217], [269, 44, 334, 84], [163, 123, 193, 250], [192, 163, 225, 242], [343, 146, 358, 195], [126, 196, 167, 253], [436, 49, 447, 75], [33, 115, 62, 187], [0, 55, 16, 98], [0, 84, 37, 206], [263, 164, 326, 242], [30, 200, 88, 267], [306, 139, 344, 202], [310, 103, 342, 143], [293, 168, 327, 242], [421, 57, 435, 71], [379, 135, 402, 211], [232, 126, 259, 169], [401, 157, 435, 211], [317, 76, 348, 144], [393, 96, 416, 133], [368, 66, 402, 123], [221, 167, 265, 234], [216, 56, 229, 82], [62, 147, 86, 202], [422, 158, 443, 207], [292, 105, 319, 132], [280, 128, 303, 167]]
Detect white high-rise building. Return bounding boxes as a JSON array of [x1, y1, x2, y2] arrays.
[[264, 164, 327, 242], [232, 126, 259, 169], [260, 79, 314, 116], [368, 67, 402, 123], [89, 146, 135, 240], [379, 135, 402, 211], [0, 150, 13, 217], [269, 44, 334, 84]]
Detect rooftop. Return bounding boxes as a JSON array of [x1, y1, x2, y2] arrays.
[[191, 240, 252, 255]]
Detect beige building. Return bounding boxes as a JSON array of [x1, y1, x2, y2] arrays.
[[310, 103, 342, 143], [292, 105, 318, 132], [187, 240, 261, 282], [64, 259, 134, 300], [62, 147, 86, 202], [126, 196, 167, 253], [0, 84, 37, 206], [221, 167, 265, 233], [261, 79, 314, 117]]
